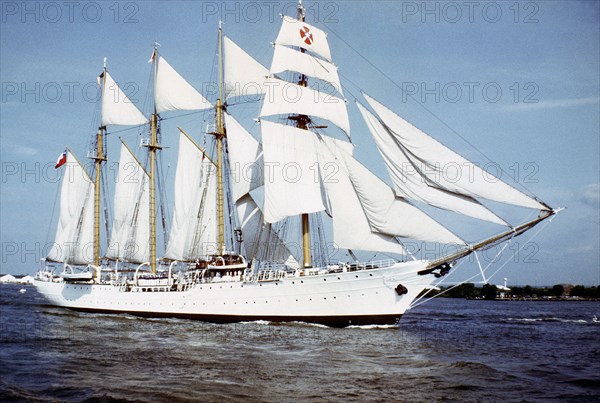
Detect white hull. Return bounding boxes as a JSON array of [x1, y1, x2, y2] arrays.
[[34, 260, 434, 327]]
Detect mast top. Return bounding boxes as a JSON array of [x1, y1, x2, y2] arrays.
[[103, 57, 107, 69]]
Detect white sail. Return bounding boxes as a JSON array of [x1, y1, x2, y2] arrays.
[[236, 193, 299, 267], [363, 93, 548, 211], [164, 133, 218, 261], [319, 151, 408, 256], [155, 56, 212, 114], [105, 142, 150, 264], [275, 16, 332, 62], [270, 45, 342, 96], [341, 153, 464, 245], [356, 102, 508, 226], [223, 113, 263, 201], [47, 151, 95, 265], [223, 35, 270, 99], [260, 121, 327, 223], [101, 72, 148, 127], [260, 78, 350, 136]]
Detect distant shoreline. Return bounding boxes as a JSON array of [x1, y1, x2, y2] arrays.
[[453, 297, 600, 302]]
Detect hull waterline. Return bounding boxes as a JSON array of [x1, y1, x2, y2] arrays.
[[34, 261, 432, 327]]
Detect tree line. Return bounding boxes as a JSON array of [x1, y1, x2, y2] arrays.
[[429, 283, 600, 300]]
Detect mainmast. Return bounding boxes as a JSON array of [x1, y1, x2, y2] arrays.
[[146, 43, 161, 274], [297, 0, 312, 268], [216, 20, 226, 255], [93, 59, 108, 281]]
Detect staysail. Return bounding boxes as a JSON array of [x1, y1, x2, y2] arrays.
[[47, 150, 95, 265], [356, 101, 508, 226], [105, 141, 150, 264], [223, 113, 263, 201], [310, 133, 464, 248], [164, 132, 218, 261], [362, 93, 548, 211]]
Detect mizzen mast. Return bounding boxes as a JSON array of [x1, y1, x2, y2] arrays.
[[93, 59, 108, 281]]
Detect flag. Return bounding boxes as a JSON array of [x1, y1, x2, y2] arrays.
[[55, 150, 67, 168], [148, 49, 157, 64]]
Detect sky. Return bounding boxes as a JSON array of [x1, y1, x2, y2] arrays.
[[1, 1, 598, 286]]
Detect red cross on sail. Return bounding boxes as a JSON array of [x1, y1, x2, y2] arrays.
[[299, 26, 313, 45]]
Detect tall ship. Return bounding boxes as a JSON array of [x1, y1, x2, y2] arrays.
[[34, 2, 557, 327]]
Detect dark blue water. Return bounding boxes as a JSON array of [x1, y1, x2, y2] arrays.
[[1, 284, 599, 402]]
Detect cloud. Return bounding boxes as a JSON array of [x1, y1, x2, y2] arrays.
[[3, 143, 39, 157], [500, 97, 599, 112], [580, 183, 600, 207], [566, 244, 596, 254]]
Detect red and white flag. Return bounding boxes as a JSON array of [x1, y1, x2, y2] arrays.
[[148, 49, 157, 64], [55, 150, 67, 169]]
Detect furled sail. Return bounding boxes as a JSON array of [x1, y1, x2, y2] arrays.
[[274, 16, 332, 62], [155, 56, 212, 114], [105, 141, 150, 263], [363, 93, 548, 211], [260, 120, 327, 223], [47, 150, 95, 265], [100, 72, 148, 127], [270, 45, 342, 96], [223, 36, 270, 100], [260, 78, 350, 136], [356, 102, 508, 226], [164, 132, 218, 261], [223, 113, 263, 201]]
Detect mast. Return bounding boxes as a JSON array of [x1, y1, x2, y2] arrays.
[[93, 59, 108, 281], [216, 20, 226, 255], [297, 0, 311, 268], [147, 44, 160, 274]]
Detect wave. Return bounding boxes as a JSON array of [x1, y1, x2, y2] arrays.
[[347, 324, 399, 330], [506, 317, 590, 324]]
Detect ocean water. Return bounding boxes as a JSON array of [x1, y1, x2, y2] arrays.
[[1, 284, 599, 402]]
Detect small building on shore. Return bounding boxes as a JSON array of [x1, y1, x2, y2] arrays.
[[0, 274, 16, 283]]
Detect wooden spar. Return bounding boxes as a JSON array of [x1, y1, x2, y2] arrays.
[[426, 209, 557, 270]]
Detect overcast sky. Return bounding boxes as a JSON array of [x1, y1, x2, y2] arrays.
[[1, 1, 598, 285]]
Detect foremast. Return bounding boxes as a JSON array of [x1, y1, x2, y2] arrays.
[[297, 0, 312, 269], [216, 21, 226, 255]]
